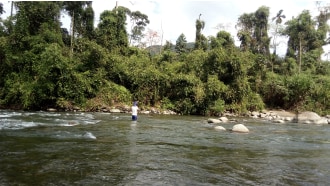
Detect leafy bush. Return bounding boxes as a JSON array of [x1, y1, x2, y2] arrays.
[[245, 93, 264, 111], [261, 72, 288, 108], [209, 99, 225, 116], [284, 73, 315, 110], [84, 81, 131, 111]]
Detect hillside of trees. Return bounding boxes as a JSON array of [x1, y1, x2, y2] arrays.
[[0, 1, 330, 116]]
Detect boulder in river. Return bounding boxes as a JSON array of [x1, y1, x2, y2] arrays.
[[207, 118, 221, 124], [219, 116, 229, 122], [231, 124, 249, 133], [214, 126, 226, 131], [294, 111, 328, 125]]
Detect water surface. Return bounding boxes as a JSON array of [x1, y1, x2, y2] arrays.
[[1, 110, 330, 185]]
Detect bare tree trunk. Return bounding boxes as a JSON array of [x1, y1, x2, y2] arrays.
[[160, 20, 163, 54], [70, 11, 74, 58], [10, 1, 13, 17]]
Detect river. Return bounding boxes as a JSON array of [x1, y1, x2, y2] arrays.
[[1, 110, 330, 185]]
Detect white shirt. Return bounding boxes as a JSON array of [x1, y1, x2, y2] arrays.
[[131, 106, 138, 116]]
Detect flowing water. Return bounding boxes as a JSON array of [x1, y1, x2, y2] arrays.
[[1, 110, 330, 186]]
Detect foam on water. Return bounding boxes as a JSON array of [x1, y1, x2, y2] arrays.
[[51, 131, 97, 140], [82, 132, 97, 140], [0, 110, 100, 130]]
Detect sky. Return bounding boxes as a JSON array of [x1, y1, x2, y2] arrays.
[[1, 0, 327, 56], [93, 0, 326, 56]]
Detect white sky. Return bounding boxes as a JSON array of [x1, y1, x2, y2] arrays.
[[1, 0, 328, 57], [97, 0, 327, 57]]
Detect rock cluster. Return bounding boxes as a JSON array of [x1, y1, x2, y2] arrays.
[[207, 110, 330, 133], [48, 105, 177, 115], [248, 110, 330, 125], [208, 117, 249, 133]]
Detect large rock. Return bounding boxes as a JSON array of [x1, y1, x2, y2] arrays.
[[214, 126, 226, 131], [231, 124, 249, 133], [109, 108, 121, 113], [207, 118, 221, 124], [295, 111, 328, 124], [219, 116, 229, 122]]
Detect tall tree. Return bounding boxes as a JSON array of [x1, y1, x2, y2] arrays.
[[315, 3, 330, 60], [271, 10, 286, 56], [14, 1, 62, 36], [96, 6, 130, 52], [163, 40, 173, 52], [237, 6, 271, 57], [175, 33, 188, 54], [62, 1, 93, 37], [194, 15, 207, 50], [270, 9, 286, 71], [0, 2, 4, 15], [236, 12, 254, 52], [283, 10, 317, 72], [253, 6, 270, 56], [62, 1, 94, 53], [129, 11, 150, 46], [209, 30, 235, 49], [81, 3, 95, 40]]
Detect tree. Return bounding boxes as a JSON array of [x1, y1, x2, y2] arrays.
[[81, 3, 95, 40], [236, 12, 254, 52], [270, 9, 286, 71], [14, 1, 62, 36], [315, 2, 330, 59], [62, 1, 94, 53], [0, 2, 4, 15], [283, 10, 317, 73], [253, 6, 271, 56], [271, 10, 286, 56], [163, 40, 173, 51], [209, 30, 235, 49], [175, 33, 188, 54], [194, 15, 207, 50], [145, 28, 161, 47], [129, 11, 150, 46], [237, 6, 271, 57], [96, 6, 130, 52]]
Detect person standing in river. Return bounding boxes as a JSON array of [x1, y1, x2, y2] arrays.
[[131, 101, 138, 121]]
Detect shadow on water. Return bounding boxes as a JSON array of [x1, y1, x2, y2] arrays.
[[1, 111, 330, 185]]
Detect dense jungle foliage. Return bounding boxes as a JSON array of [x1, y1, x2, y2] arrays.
[[0, 1, 330, 115]]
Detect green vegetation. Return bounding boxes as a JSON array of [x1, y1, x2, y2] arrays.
[[0, 2, 330, 116]]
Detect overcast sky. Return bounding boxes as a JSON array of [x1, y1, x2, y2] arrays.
[[93, 0, 317, 43], [1, 0, 327, 56], [91, 0, 321, 55]]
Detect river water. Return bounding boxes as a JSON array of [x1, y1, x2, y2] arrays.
[[1, 110, 330, 185]]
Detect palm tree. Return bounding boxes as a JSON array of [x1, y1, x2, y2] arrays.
[[271, 10, 286, 71], [272, 10, 286, 54], [0, 2, 4, 15], [195, 14, 206, 50], [272, 10, 286, 24]]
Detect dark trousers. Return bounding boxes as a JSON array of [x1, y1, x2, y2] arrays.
[[132, 115, 137, 121]]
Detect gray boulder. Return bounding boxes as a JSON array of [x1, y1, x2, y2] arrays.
[[231, 124, 249, 133], [208, 118, 221, 124], [294, 111, 328, 124], [219, 116, 229, 122], [214, 126, 226, 131], [109, 108, 121, 113]]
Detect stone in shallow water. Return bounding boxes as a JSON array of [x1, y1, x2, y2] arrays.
[[214, 126, 226, 131], [232, 124, 249, 133], [207, 118, 221, 124]]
